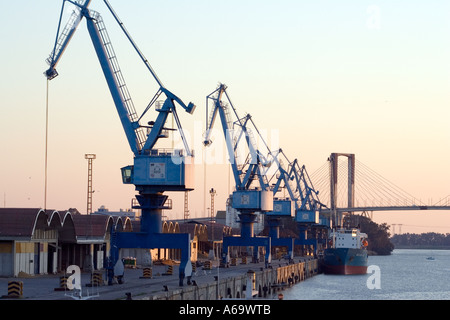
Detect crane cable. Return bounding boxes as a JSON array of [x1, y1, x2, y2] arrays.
[[44, 79, 49, 211]]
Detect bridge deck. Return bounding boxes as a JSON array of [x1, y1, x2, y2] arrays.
[[320, 206, 450, 215]]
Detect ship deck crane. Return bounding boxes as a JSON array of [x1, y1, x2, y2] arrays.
[[204, 83, 275, 265], [45, 0, 196, 285]]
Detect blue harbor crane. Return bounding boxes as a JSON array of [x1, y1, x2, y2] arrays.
[[204, 84, 329, 262], [204, 84, 275, 265], [268, 150, 329, 256], [265, 149, 298, 259], [45, 0, 196, 286], [243, 148, 298, 259]]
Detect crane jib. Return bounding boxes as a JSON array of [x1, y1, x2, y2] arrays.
[[44, 1, 195, 157], [85, 15, 140, 154]]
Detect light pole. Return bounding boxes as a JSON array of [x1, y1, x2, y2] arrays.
[[85, 154, 96, 214]]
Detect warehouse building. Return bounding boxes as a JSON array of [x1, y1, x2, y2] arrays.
[[0, 208, 230, 277], [0, 208, 127, 277]]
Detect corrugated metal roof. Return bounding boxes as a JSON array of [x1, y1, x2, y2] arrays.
[[0, 208, 235, 243], [0, 208, 121, 241], [72, 214, 113, 237], [0, 208, 47, 237]]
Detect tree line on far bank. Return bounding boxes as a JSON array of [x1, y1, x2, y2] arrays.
[[390, 232, 450, 249]]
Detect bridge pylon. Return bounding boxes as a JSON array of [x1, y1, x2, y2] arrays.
[[329, 153, 355, 227]]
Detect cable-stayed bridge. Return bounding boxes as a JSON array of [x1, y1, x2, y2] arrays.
[[310, 153, 450, 224]]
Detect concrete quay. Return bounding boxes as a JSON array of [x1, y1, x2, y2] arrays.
[[0, 256, 319, 300]]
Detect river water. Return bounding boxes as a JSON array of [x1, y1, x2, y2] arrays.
[[283, 249, 450, 300]]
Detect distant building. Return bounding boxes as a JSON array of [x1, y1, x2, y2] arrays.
[[92, 205, 137, 220], [215, 210, 226, 225]]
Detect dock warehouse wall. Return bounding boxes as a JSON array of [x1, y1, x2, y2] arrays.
[[0, 241, 52, 277], [0, 208, 112, 277], [14, 242, 48, 276], [0, 242, 14, 277], [140, 258, 319, 300]]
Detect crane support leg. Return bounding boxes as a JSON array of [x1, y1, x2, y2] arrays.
[[221, 211, 272, 265], [222, 236, 271, 266], [267, 217, 281, 239], [108, 193, 192, 286], [295, 225, 318, 257], [109, 231, 191, 286], [268, 217, 294, 260], [271, 238, 295, 260]]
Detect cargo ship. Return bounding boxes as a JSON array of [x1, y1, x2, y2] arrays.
[[322, 228, 368, 275]]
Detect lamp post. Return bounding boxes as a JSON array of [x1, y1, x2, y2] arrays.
[[85, 154, 96, 214]]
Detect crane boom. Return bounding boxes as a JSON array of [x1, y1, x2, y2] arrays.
[[86, 10, 145, 154], [101, 0, 196, 154], [204, 84, 271, 193], [45, 0, 91, 80], [204, 84, 241, 187], [45, 1, 195, 156], [268, 150, 326, 218]]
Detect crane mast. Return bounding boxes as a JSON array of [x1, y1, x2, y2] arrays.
[[45, 0, 195, 286]]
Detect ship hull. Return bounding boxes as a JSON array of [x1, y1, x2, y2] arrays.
[[322, 248, 368, 275]]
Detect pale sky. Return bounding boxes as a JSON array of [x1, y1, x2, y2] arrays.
[[1, 0, 449, 234]]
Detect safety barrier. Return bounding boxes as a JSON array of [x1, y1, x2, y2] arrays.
[[3, 281, 23, 298], [87, 271, 103, 287], [140, 267, 153, 279], [203, 261, 212, 270], [54, 276, 69, 291], [163, 265, 173, 276]]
